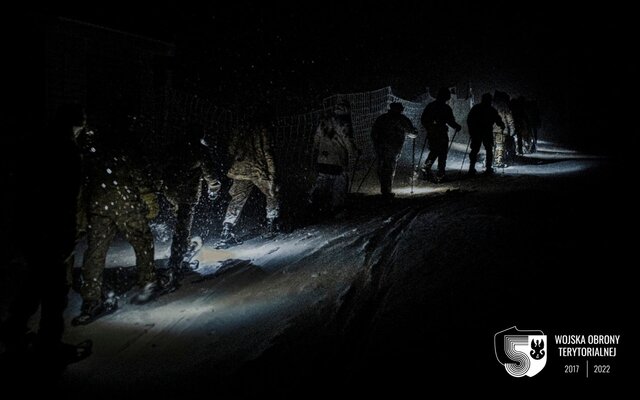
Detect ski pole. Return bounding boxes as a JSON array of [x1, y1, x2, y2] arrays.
[[459, 136, 471, 175], [410, 137, 416, 194], [448, 128, 460, 154], [348, 151, 361, 193], [414, 131, 428, 180], [356, 156, 376, 193]]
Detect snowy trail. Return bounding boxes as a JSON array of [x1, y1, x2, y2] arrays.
[[55, 146, 623, 394], [61, 199, 432, 390]]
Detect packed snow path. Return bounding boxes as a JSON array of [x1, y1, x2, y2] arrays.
[[58, 147, 629, 394]]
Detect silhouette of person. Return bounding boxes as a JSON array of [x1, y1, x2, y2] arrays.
[[370, 102, 417, 197], [467, 93, 505, 174], [510, 96, 532, 155], [420, 88, 461, 182], [0, 104, 91, 374], [526, 99, 541, 153], [161, 123, 220, 285]]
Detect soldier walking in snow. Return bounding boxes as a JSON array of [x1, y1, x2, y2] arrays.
[[467, 93, 505, 175], [309, 99, 360, 214], [371, 102, 418, 197], [217, 111, 280, 247], [161, 123, 220, 286], [493, 91, 516, 168], [420, 88, 461, 182], [72, 112, 161, 325], [1, 104, 91, 368]]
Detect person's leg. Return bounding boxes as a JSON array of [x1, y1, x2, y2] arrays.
[[469, 136, 482, 172], [517, 132, 524, 154], [424, 149, 437, 171], [168, 203, 195, 269], [80, 214, 117, 305], [255, 179, 281, 228], [116, 211, 156, 287], [332, 173, 348, 211], [222, 180, 254, 227], [380, 153, 397, 195], [375, 154, 386, 193], [37, 251, 71, 346], [436, 139, 448, 176], [484, 134, 494, 172], [1, 257, 40, 351]]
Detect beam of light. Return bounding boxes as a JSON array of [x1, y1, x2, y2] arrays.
[[393, 185, 447, 196], [197, 247, 234, 265]]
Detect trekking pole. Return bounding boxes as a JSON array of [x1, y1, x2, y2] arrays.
[[459, 136, 471, 176], [348, 151, 361, 193], [415, 132, 428, 171], [356, 156, 377, 193], [411, 137, 416, 194], [447, 128, 460, 154], [413, 131, 428, 181]]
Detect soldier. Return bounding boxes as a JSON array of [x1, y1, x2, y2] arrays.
[[72, 114, 160, 325], [492, 91, 516, 168], [420, 88, 462, 182], [510, 96, 531, 155], [371, 102, 418, 197], [310, 99, 359, 214], [467, 93, 505, 175], [526, 99, 541, 153], [162, 123, 220, 284], [0, 104, 91, 368], [217, 112, 279, 247]]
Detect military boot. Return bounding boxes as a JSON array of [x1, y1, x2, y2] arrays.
[[215, 223, 242, 249]]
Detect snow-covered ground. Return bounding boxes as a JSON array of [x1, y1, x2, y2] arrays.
[[58, 143, 629, 395]]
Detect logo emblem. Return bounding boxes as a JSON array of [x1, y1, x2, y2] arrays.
[[495, 326, 547, 377]]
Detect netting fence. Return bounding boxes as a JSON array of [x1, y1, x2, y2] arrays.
[[154, 86, 471, 231], [160, 86, 472, 195]]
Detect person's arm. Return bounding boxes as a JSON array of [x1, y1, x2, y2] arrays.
[[445, 107, 462, 132], [399, 115, 418, 138], [420, 104, 432, 129], [200, 148, 221, 199], [494, 109, 506, 130], [503, 111, 515, 135], [262, 128, 277, 180]]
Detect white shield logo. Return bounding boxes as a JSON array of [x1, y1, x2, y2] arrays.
[[495, 326, 547, 377]]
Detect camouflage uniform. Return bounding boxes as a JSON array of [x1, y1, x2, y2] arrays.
[[493, 97, 515, 167], [510, 97, 532, 155], [77, 129, 156, 305], [310, 102, 358, 211], [162, 132, 220, 269], [371, 104, 417, 195], [223, 124, 279, 227]]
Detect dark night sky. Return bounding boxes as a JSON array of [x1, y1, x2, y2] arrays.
[[23, 2, 637, 152]]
